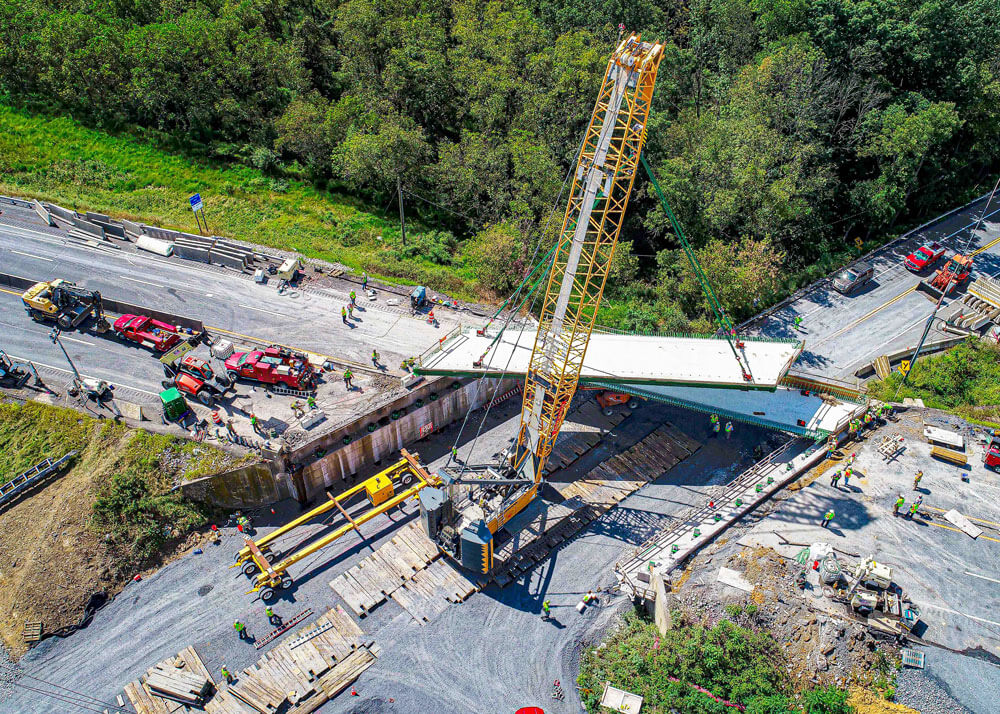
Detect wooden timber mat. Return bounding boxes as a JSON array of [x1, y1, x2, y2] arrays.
[[125, 607, 377, 714]]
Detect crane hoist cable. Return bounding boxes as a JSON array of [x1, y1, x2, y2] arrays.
[[640, 153, 755, 383]]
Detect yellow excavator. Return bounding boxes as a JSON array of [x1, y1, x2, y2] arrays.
[[22, 279, 109, 332], [417, 34, 664, 574]]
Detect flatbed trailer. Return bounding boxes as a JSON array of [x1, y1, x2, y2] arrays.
[[234, 449, 438, 602]]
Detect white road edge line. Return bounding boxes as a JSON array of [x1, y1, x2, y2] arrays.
[[10, 249, 54, 262], [60, 336, 95, 346], [120, 275, 168, 289], [964, 571, 1000, 585]]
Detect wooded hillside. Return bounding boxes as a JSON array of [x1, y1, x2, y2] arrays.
[[2, 0, 998, 329]]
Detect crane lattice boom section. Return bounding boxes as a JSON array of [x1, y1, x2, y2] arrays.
[[507, 36, 662, 523]]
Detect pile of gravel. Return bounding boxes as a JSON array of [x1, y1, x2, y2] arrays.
[[895, 665, 971, 714]]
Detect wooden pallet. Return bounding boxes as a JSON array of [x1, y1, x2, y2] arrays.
[[329, 521, 439, 616], [389, 558, 480, 625], [125, 646, 215, 714], [22, 621, 42, 642]]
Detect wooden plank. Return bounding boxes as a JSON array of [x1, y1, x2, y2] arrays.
[[329, 572, 369, 616], [125, 682, 154, 714]]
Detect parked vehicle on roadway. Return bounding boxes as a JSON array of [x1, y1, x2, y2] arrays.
[[904, 242, 946, 271], [161, 354, 232, 405], [224, 345, 315, 391], [832, 261, 874, 294], [113, 314, 183, 352]]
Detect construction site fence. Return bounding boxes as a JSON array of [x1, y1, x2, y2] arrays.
[[735, 189, 1000, 334]]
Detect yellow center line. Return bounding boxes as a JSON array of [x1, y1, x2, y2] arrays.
[[924, 505, 1000, 528], [814, 286, 917, 346], [927, 521, 1000, 544], [971, 232, 1000, 257], [0, 286, 22, 296]]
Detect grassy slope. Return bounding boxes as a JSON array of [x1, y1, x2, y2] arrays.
[[0, 105, 478, 295], [869, 339, 1000, 427], [0, 399, 246, 656]]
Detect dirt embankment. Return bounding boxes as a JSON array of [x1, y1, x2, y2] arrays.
[[0, 400, 246, 658]]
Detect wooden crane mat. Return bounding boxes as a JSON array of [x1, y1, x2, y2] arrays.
[[552, 422, 698, 507], [124, 646, 214, 714], [388, 558, 481, 625], [127, 608, 375, 714], [329, 520, 442, 617], [541, 400, 629, 475]]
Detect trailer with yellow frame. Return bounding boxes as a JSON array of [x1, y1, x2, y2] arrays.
[[234, 449, 437, 602]]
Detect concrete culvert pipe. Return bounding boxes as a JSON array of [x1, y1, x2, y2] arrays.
[[136, 234, 174, 256]]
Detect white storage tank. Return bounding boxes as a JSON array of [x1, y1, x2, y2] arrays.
[[135, 234, 174, 257]]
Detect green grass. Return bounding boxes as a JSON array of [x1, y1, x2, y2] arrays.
[[0, 104, 479, 296], [869, 339, 1000, 427], [0, 399, 91, 483], [0, 399, 239, 571], [578, 609, 852, 713]]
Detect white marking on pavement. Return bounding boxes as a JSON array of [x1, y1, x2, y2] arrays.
[[120, 275, 168, 289], [238, 303, 293, 318], [60, 336, 95, 346], [922, 604, 1000, 629], [8, 355, 157, 395], [10, 249, 53, 261], [965, 571, 1000, 585]]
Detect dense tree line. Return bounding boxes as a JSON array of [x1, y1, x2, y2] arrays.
[[2, 0, 998, 327]]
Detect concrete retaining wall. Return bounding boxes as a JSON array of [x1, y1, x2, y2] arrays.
[[854, 335, 971, 378], [180, 463, 291, 509], [102, 298, 204, 333], [0, 272, 37, 291], [296, 377, 513, 499]]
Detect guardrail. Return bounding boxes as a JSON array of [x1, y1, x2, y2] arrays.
[[416, 323, 463, 367], [593, 324, 800, 344]]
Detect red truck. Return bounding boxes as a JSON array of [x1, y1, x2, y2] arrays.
[[113, 314, 182, 352], [225, 346, 315, 390], [161, 355, 232, 405], [904, 241, 946, 272]]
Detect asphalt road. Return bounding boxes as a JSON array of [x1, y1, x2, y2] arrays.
[[0, 204, 459, 398], [750, 193, 1000, 378]]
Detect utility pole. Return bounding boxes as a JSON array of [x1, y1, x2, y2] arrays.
[[49, 328, 82, 385], [397, 177, 407, 247]]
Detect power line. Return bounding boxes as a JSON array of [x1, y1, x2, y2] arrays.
[[1, 664, 135, 713]]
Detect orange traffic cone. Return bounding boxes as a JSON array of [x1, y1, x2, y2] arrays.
[[350, 687, 358, 696], [212, 410, 222, 424]]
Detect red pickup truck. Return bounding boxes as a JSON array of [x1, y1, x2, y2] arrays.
[[904, 242, 946, 271], [113, 314, 182, 352], [225, 346, 314, 390]]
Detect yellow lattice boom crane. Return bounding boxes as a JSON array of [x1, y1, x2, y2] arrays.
[[418, 34, 663, 574]]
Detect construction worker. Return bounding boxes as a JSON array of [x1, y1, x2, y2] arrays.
[[848, 452, 856, 466], [830, 470, 841, 488], [582, 590, 596, 605], [908, 496, 922, 519], [541, 600, 551, 619], [913, 470, 923, 490], [250, 414, 260, 434], [893, 494, 905, 516], [343, 369, 353, 389], [306, 395, 316, 410], [793, 315, 802, 330], [710, 413, 719, 426], [724, 421, 733, 439], [842, 467, 851, 487], [341, 305, 348, 324], [361, 272, 368, 290], [712, 421, 721, 436], [372, 349, 380, 367], [350, 289, 357, 306], [290, 400, 304, 417], [451, 446, 459, 462], [221, 665, 233, 684], [234, 620, 247, 640], [265, 606, 281, 626], [347, 303, 354, 318], [821, 509, 834, 528]]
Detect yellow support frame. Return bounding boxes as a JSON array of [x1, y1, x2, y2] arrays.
[[501, 36, 662, 533], [235, 450, 437, 597]]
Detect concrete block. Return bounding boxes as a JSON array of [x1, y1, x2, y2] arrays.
[[299, 409, 326, 430], [122, 219, 144, 238], [69, 216, 105, 239], [44, 202, 76, 221], [31, 200, 55, 226], [173, 244, 211, 263], [94, 220, 125, 238], [208, 248, 247, 270], [85, 211, 110, 223]]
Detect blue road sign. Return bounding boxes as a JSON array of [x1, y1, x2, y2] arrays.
[[189, 193, 203, 212]]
